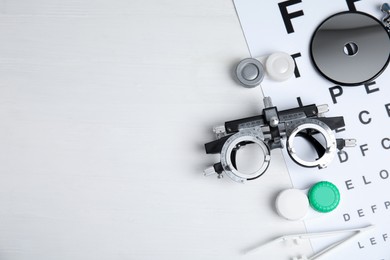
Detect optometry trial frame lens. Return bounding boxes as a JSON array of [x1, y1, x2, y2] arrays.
[[310, 11, 390, 86]]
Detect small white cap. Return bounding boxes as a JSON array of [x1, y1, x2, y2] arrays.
[[265, 52, 295, 81], [275, 189, 309, 221]]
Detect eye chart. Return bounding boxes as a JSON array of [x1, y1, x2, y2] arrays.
[[234, 0, 390, 259]]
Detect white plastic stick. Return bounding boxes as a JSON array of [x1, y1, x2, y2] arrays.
[[307, 225, 374, 260], [245, 225, 375, 258]]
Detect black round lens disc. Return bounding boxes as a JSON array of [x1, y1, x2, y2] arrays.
[[310, 11, 390, 86]]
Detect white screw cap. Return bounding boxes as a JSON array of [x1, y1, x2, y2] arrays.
[[265, 52, 295, 81], [275, 188, 309, 221]]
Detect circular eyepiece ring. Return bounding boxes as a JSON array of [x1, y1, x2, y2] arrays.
[[220, 130, 271, 183], [286, 120, 337, 169]]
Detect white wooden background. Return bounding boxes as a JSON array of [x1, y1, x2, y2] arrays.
[[0, 1, 311, 259]]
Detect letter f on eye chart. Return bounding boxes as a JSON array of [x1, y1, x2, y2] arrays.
[[234, 0, 390, 259]]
